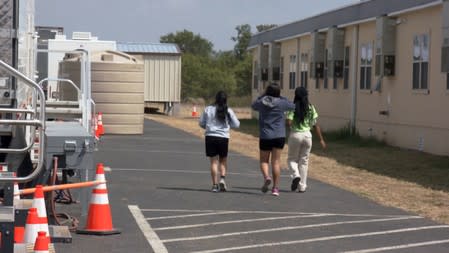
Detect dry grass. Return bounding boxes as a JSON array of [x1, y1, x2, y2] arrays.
[[147, 112, 449, 225]]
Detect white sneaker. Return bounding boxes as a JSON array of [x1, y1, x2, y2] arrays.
[[219, 178, 227, 192]]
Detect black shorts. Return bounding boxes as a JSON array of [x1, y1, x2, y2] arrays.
[[205, 136, 229, 157], [259, 138, 286, 151]]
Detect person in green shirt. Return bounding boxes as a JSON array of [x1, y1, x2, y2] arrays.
[[286, 87, 326, 192]]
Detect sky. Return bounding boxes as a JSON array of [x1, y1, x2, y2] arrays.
[[35, 0, 357, 51]]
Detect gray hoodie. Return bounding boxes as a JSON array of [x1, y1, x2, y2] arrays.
[[252, 96, 295, 139], [199, 105, 240, 138]]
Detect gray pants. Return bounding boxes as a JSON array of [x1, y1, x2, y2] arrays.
[[287, 131, 312, 191]]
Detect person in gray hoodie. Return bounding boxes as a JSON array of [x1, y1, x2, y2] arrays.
[[252, 83, 295, 196], [199, 91, 240, 192]]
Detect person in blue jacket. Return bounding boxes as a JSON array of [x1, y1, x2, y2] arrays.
[[199, 91, 240, 192], [251, 83, 295, 196]]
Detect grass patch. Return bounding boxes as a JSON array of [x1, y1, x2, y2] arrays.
[[227, 95, 252, 107], [235, 119, 449, 193]]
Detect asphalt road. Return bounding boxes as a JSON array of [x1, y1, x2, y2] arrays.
[[55, 118, 449, 253]]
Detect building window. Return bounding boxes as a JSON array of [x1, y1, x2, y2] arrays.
[[289, 55, 297, 89], [323, 49, 328, 89], [253, 61, 258, 90], [343, 46, 350, 89], [360, 43, 373, 90], [300, 53, 308, 89], [279, 57, 284, 89], [413, 34, 429, 90]]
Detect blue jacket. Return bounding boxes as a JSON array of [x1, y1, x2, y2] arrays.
[[199, 105, 240, 138], [252, 96, 295, 139]]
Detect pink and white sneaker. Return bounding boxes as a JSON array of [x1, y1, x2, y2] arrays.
[[271, 187, 280, 196]]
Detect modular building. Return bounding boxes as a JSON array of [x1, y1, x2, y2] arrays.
[[117, 42, 181, 114], [248, 0, 449, 156]]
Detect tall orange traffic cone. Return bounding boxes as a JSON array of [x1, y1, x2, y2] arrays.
[[191, 105, 199, 117], [97, 112, 105, 136], [32, 185, 49, 237], [33, 231, 50, 253], [13, 173, 25, 243], [24, 208, 40, 243], [76, 163, 120, 235]]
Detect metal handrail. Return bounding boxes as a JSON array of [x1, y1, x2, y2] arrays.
[[38, 78, 81, 101], [0, 108, 35, 114], [0, 60, 46, 183], [36, 49, 92, 134]]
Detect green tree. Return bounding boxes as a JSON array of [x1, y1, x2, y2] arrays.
[[231, 24, 252, 60], [256, 24, 278, 32], [160, 29, 214, 57]]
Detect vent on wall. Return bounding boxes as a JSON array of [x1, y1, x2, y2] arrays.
[[310, 32, 326, 79], [72, 32, 92, 40], [375, 16, 396, 77], [326, 27, 345, 78]]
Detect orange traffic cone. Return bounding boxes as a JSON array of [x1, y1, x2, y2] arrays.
[[94, 113, 100, 141], [24, 208, 40, 243], [32, 185, 49, 237], [97, 112, 105, 136], [33, 231, 50, 253], [191, 105, 198, 117], [13, 173, 25, 243], [76, 163, 120, 235]]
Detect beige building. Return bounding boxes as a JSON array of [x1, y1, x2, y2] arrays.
[[248, 0, 449, 156], [117, 42, 182, 115]]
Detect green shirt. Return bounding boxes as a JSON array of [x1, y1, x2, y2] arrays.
[[287, 105, 318, 132]]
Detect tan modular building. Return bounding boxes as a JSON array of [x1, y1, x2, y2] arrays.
[[117, 42, 182, 115], [249, 0, 449, 156]]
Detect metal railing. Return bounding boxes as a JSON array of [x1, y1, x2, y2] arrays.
[[36, 48, 93, 135], [0, 60, 46, 183]]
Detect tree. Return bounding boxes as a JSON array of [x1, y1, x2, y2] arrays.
[[160, 29, 214, 57], [231, 24, 252, 60], [256, 24, 278, 33]]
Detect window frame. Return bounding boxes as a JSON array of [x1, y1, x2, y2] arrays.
[[300, 53, 308, 89], [360, 42, 373, 90], [289, 55, 297, 90], [323, 49, 329, 89], [343, 46, 350, 90], [412, 33, 430, 91], [279, 56, 284, 89], [253, 60, 259, 90]]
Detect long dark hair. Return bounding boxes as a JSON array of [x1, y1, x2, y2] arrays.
[[264, 83, 281, 97], [214, 91, 229, 122], [293, 87, 310, 124]]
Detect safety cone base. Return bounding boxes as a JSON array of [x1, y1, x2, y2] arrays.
[[76, 227, 121, 235]]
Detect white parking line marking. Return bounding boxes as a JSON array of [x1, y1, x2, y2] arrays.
[[101, 148, 247, 157], [147, 211, 238, 220], [190, 225, 449, 253], [141, 208, 413, 217], [340, 239, 449, 253], [128, 205, 168, 253], [162, 216, 424, 243], [154, 214, 334, 231], [110, 168, 260, 177]]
